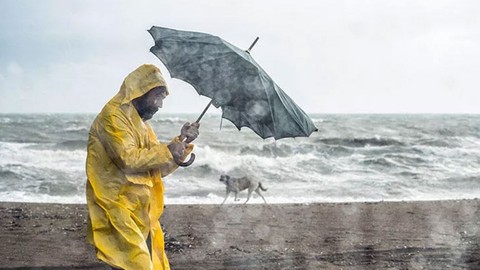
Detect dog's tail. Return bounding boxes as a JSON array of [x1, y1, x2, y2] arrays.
[[259, 182, 267, 191]]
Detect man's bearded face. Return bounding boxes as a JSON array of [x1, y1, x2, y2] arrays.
[[133, 87, 167, 121]]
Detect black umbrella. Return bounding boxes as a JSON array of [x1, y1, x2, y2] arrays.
[[148, 26, 317, 166]]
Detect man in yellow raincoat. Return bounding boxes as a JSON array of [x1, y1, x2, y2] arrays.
[[86, 64, 198, 270]]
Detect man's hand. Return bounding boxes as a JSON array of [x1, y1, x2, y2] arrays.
[[167, 141, 186, 161], [180, 122, 200, 143]]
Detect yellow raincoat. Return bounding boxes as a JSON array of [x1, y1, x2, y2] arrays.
[[86, 64, 192, 270]]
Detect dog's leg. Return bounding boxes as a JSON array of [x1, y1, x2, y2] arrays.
[[221, 191, 230, 205], [255, 189, 268, 204], [244, 188, 254, 204], [234, 191, 239, 201]]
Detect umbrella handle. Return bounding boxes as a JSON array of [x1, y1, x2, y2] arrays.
[[175, 137, 196, 167], [175, 153, 196, 167]]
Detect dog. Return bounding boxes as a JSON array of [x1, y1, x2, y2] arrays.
[[219, 174, 267, 205]]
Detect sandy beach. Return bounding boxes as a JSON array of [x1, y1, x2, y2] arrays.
[[0, 200, 479, 270]]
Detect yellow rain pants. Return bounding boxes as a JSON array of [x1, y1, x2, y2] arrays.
[[86, 64, 192, 270]]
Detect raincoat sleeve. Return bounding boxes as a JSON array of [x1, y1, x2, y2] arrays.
[[99, 113, 176, 175]]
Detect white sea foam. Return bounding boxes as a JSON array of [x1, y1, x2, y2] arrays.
[[64, 126, 88, 132], [0, 142, 85, 172]]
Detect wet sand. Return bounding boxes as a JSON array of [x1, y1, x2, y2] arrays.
[[0, 200, 479, 269]]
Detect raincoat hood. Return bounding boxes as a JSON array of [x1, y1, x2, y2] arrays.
[[117, 64, 169, 105]]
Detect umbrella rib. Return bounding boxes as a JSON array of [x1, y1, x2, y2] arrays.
[[256, 73, 277, 139]]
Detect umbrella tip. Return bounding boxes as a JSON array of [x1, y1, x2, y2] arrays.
[[246, 37, 260, 53]]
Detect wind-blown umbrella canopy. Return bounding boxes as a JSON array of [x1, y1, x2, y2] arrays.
[[148, 26, 317, 140]]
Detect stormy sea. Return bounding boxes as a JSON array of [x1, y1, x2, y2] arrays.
[[0, 113, 479, 204]]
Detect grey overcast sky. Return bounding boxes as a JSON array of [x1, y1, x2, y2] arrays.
[[1, 0, 480, 114]]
